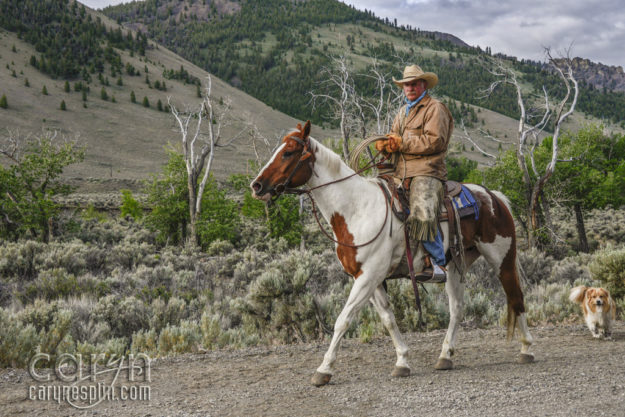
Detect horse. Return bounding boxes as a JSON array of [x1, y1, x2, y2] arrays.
[[251, 121, 534, 387]]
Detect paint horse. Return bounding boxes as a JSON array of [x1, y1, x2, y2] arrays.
[[251, 121, 534, 387]]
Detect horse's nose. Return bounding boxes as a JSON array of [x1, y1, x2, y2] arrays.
[[251, 181, 263, 195]]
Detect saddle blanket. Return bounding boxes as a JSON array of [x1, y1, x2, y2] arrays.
[[445, 185, 479, 220]]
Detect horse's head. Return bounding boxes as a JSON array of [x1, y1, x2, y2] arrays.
[[251, 121, 316, 201]]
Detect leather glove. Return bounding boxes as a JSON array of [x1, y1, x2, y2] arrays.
[[384, 134, 402, 153], [374, 138, 388, 152]]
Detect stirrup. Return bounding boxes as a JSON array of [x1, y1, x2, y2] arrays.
[[415, 265, 447, 283]]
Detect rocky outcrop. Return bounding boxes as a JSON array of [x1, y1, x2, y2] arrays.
[[564, 57, 625, 93]]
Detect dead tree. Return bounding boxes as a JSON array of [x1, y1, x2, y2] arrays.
[[168, 75, 243, 247], [482, 49, 578, 248], [309, 55, 358, 160]]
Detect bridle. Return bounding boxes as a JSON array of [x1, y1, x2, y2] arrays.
[[270, 136, 314, 199], [268, 136, 390, 249]]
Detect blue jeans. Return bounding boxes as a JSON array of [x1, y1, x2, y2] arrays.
[[422, 229, 445, 266]]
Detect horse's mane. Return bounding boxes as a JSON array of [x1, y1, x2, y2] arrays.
[[308, 137, 350, 177]]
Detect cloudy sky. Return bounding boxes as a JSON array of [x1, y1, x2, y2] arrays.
[[80, 0, 624, 68]]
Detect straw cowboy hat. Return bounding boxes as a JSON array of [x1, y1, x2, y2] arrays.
[[393, 64, 438, 89]]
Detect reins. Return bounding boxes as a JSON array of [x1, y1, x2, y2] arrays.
[[272, 138, 391, 249]]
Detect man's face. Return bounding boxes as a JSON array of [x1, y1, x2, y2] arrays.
[[403, 79, 426, 101]]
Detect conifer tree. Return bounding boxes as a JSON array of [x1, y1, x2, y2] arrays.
[[64, 81, 70, 93], [24, 78, 30, 87], [60, 100, 66, 110], [101, 87, 108, 101], [142, 96, 150, 107], [42, 85, 48, 95], [130, 90, 136, 103], [0, 94, 7, 109], [82, 90, 87, 101], [157, 99, 163, 111]]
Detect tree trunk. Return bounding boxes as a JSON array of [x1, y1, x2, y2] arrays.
[[188, 178, 199, 247], [574, 203, 589, 253], [299, 194, 306, 251], [539, 191, 556, 248]]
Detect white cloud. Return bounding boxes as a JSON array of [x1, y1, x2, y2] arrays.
[[346, 0, 625, 67], [78, 0, 624, 67]]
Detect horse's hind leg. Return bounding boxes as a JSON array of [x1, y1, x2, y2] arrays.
[[369, 285, 411, 377], [477, 239, 534, 363], [516, 311, 534, 363], [436, 265, 464, 370]]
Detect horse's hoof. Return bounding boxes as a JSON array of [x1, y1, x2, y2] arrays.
[[391, 366, 411, 378], [311, 372, 332, 387], [434, 358, 453, 370], [518, 353, 534, 364]]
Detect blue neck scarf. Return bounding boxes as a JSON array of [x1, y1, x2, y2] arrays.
[[405, 90, 427, 116]]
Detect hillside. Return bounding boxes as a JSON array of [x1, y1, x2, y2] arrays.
[[1, 0, 624, 191], [103, 0, 625, 132], [0, 0, 326, 189]]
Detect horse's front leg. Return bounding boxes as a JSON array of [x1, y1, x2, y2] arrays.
[[312, 274, 379, 387], [436, 265, 465, 370], [369, 285, 411, 377]]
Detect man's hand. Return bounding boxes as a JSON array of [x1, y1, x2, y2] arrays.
[[385, 134, 402, 152], [375, 134, 403, 153]]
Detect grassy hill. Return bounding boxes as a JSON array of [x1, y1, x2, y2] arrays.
[[0, 1, 330, 191]]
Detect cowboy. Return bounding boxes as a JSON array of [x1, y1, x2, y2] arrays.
[[375, 64, 454, 280]]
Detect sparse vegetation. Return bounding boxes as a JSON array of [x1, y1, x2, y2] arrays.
[[1, 174, 622, 366]]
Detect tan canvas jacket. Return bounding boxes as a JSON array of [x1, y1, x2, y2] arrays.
[[389, 94, 454, 181]]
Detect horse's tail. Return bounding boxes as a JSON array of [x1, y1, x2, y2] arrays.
[[490, 190, 525, 341]]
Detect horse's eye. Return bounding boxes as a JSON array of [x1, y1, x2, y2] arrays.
[[283, 151, 294, 158]]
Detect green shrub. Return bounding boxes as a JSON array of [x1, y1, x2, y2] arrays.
[[196, 179, 240, 248], [130, 329, 158, 355], [92, 296, 149, 338], [20, 268, 79, 302], [0, 240, 46, 279], [589, 246, 625, 300], [157, 320, 200, 355], [120, 189, 143, 220], [76, 337, 127, 360], [0, 309, 38, 367], [0, 305, 74, 368]]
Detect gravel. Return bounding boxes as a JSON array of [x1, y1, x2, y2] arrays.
[[1, 322, 624, 416]]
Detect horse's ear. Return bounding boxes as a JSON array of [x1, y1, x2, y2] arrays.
[[303, 120, 311, 139], [296, 123, 303, 133]]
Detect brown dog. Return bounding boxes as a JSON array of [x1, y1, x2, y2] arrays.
[[569, 286, 616, 339]]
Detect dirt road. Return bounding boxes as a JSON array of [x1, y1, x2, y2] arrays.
[[1, 322, 624, 416]]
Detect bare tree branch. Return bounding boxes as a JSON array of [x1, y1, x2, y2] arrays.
[[457, 119, 497, 161]]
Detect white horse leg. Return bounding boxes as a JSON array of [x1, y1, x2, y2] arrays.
[[312, 276, 379, 386], [436, 266, 464, 370], [369, 285, 411, 377], [517, 312, 534, 363]]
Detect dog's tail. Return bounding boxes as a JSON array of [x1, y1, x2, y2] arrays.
[[569, 285, 587, 304]]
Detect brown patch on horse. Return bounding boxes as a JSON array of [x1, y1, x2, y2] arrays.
[[330, 212, 362, 279], [459, 188, 525, 325]]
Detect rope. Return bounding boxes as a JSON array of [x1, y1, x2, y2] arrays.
[[348, 135, 388, 173]]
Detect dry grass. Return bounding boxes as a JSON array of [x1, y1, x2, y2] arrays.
[[0, 26, 322, 188]]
